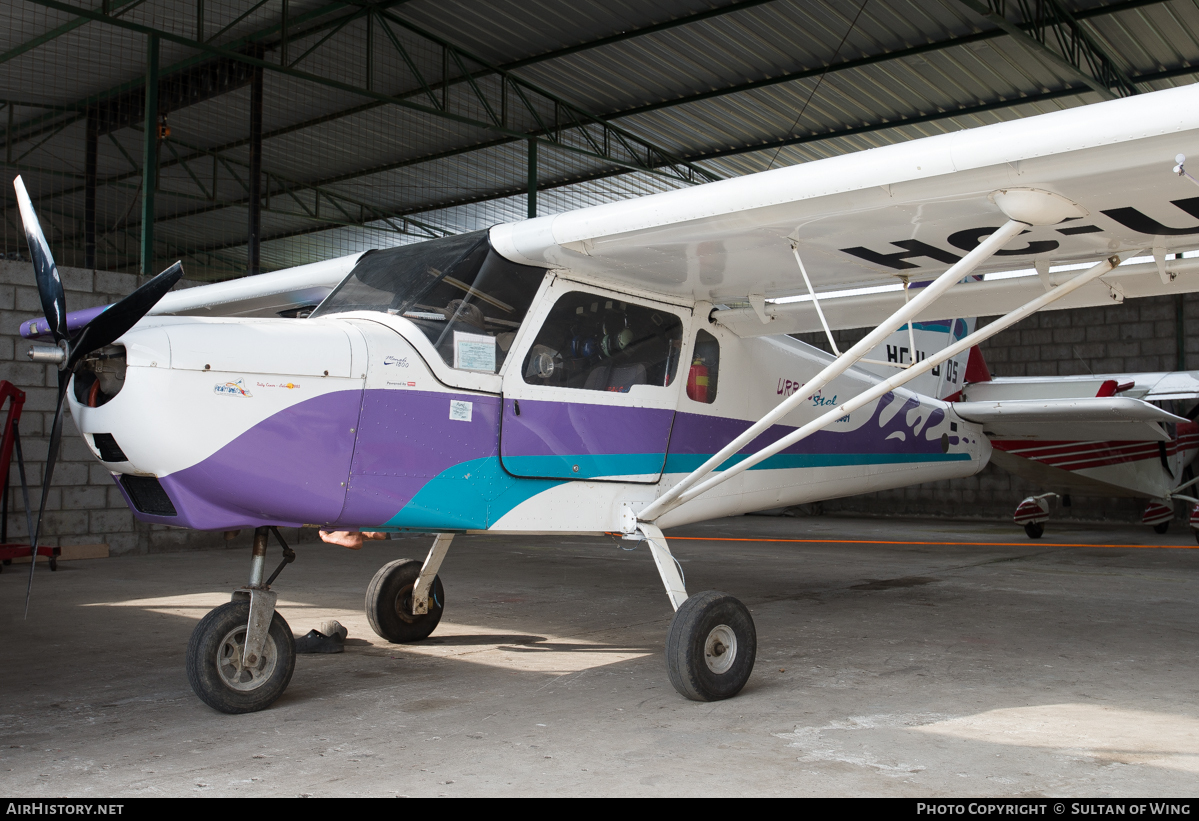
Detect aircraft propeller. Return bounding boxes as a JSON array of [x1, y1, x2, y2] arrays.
[[12, 175, 183, 617]]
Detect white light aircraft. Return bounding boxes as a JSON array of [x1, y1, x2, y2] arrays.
[[15, 83, 1199, 713]]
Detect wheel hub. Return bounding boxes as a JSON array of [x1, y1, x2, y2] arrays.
[[217, 625, 278, 691], [703, 624, 738, 674], [393, 583, 418, 624]]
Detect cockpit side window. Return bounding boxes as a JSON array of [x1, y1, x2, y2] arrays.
[[522, 291, 684, 392], [312, 231, 547, 373]]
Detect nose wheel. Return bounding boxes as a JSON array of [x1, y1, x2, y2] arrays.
[[186, 600, 296, 714], [187, 526, 297, 714]]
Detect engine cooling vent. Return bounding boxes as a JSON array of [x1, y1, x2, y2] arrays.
[[120, 475, 178, 517], [92, 433, 127, 463]]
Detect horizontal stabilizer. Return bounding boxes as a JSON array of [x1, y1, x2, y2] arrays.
[[952, 397, 1185, 442]]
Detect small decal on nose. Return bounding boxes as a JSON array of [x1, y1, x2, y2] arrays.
[[449, 400, 472, 422], [214, 378, 253, 397]]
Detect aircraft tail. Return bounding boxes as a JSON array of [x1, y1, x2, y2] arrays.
[[854, 318, 988, 401]]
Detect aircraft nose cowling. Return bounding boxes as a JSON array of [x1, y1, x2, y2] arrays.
[[70, 318, 365, 529]]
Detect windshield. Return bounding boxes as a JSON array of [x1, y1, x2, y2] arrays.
[[312, 231, 547, 373]]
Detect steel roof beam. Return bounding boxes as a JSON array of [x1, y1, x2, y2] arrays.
[[0, 0, 146, 67], [0, 0, 415, 149], [7, 0, 1184, 275], [129, 59, 1193, 272], [21, 0, 712, 187], [7, 0, 1165, 213], [5, 1, 783, 190], [105, 0, 1173, 202], [956, 0, 1141, 99]]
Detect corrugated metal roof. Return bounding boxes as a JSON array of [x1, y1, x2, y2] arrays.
[[2, 0, 1197, 282]]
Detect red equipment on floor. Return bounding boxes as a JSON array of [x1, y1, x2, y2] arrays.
[[0, 380, 58, 572]]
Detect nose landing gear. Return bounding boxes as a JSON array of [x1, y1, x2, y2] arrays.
[[187, 526, 296, 714]]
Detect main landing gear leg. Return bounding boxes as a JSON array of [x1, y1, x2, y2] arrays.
[[366, 533, 449, 643], [637, 523, 757, 702], [186, 526, 297, 714]]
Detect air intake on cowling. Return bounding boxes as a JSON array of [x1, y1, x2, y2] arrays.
[[119, 475, 177, 517], [92, 433, 127, 463]]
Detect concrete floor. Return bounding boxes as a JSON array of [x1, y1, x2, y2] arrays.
[[2, 514, 1199, 797]]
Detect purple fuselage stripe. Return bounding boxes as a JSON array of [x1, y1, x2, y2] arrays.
[[670, 394, 948, 457], [149, 390, 363, 529], [500, 398, 674, 457], [337, 390, 502, 525]]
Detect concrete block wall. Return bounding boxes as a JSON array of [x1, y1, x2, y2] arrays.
[[0, 259, 242, 556], [793, 293, 1199, 524]]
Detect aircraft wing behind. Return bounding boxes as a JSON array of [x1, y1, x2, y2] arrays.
[[20, 253, 363, 339], [961, 371, 1199, 403], [952, 397, 1185, 442], [491, 83, 1199, 309]]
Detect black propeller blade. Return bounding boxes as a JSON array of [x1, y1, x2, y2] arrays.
[[13, 176, 183, 617], [13, 176, 67, 344], [68, 261, 183, 371]]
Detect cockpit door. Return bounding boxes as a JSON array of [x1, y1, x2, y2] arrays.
[[500, 281, 688, 483]]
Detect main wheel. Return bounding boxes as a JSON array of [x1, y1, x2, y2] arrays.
[[366, 559, 444, 643], [186, 601, 295, 714], [1024, 522, 1044, 539], [665, 591, 756, 702], [1153, 521, 1170, 534]]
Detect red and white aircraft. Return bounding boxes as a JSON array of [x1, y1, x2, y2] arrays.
[[851, 322, 1199, 539]]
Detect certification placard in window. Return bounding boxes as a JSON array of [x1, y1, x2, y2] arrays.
[[454, 331, 496, 372]]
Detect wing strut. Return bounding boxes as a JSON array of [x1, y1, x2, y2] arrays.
[[791, 243, 840, 357], [645, 251, 1134, 517], [635, 218, 1030, 523]]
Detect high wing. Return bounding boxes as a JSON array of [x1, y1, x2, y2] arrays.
[[491, 83, 1199, 315]]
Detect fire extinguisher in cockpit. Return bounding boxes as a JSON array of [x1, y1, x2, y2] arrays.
[[687, 356, 709, 403]]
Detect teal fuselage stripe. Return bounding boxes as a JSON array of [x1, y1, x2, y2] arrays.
[[663, 451, 970, 473], [383, 456, 561, 531], [504, 450, 969, 480], [502, 452, 666, 478], [380, 450, 972, 530]]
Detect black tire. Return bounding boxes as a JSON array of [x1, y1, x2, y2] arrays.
[[1193, 528, 1199, 546], [665, 591, 756, 702], [48, 556, 57, 571], [186, 601, 295, 714], [1153, 521, 1170, 535], [366, 559, 444, 643], [1024, 522, 1044, 539]]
